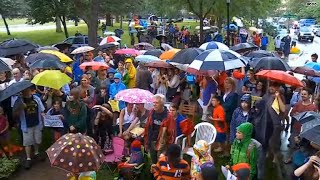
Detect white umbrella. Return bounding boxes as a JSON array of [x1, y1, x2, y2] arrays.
[[103, 31, 115, 36], [0, 57, 15, 67], [100, 36, 121, 45], [71, 46, 95, 54]]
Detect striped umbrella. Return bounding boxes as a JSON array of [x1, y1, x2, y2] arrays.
[[187, 49, 247, 75], [199, 41, 229, 50]]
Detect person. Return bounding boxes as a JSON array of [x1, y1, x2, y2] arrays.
[[209, 95, 228, 155], [152, 144, 191, 180], [150, 67, 160, 94], [96, 87, 109, 105], [123, 58, 136, 88], [213, 31, 223, 43], [242, 70, 257, 94], [166, 68, 181, 102], [306, 53, 319, 64], [191, 140, 214, 180], [201, 76, 218, 121], [65, 88, 87, 134], [118, 103, 137, 138], [92, 104, 113, 152], [182, 83, 192, 104], [78, 74, 95, 107], [282, 34, 292, 58], [228, 122, 258, 179], [93, 51, 105, 62], [75, 30, 82, 36], [251, 81, 265, 97], [109, 73, 127, 111], [294, 151, 320, 180], [47, 99, 66, 141], [136, 64, 152, 90], [116, 61, 127, 78], [230, 94, 252, 143], [12, 87, 45, 169], [197, 162, 218, 180], [223, 77, 239, 125], [260, 33, 269, 50], [275, 35, 282, 51], [232, 163, 251, 180], [8, 68, 24, 86], [156, 69, 168, 99], [253, 32, 261, 48], [0, 106, 12, 156], [93, 67, 111, 92], [144, 94, 170, 164]]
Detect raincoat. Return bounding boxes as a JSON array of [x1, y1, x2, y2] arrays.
[[109, 73, 126, 110], [191, 140, 214, 179], [230, 122, 258, 179], [123, 58, 136, 88]]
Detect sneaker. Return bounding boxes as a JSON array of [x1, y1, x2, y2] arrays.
[[25, 159, 32, 170], [34, 153, 46, 162]]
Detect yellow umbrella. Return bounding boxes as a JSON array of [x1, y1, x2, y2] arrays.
[[40, 50, 73, 63], [249, 27, 258, 32], [32, 70, 72, 90]]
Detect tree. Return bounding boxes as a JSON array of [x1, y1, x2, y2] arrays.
[[26, 0, 73, 38], [0, 0, 24, 35]]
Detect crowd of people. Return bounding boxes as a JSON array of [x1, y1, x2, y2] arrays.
[[1, 24, 320, 180]]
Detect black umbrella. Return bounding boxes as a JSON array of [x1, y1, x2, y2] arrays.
[[0, 39, 38, 57], [230, 43, 258, 53], [0, 58, 12, 72], [98, 43, 116, 51], [144, 49, 163, 57], [53, 42, 72, 51], [244, 50, 276, 59], [294, 111, 320, 124], [25, 53, 61, 64], [0, 80, 34, 102], [300, 118, 320, 145], [29, 59, 67, 70], [171, 48, 204, 64], [156, 34, 167, 41], [250, 56, 291, 71]]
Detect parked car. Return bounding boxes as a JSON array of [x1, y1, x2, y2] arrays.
[[298, 27, 314, 42], [311, 25, 320, 33], [63, 35, 102, 51]]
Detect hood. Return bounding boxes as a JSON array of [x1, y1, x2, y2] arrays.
[[232, 163, 251, 180], [114, 72, 122, 80], [107, 68, 116, 74], [193, 140, 209, 157], [125, 58, 134, 64], [241, 94, 251, 104], [237, 122, 253, 141]]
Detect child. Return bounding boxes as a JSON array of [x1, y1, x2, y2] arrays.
[[191, 140, 214, 180], [92, 104, 113, 154], [47, 99, 66, 141], [0, 106, 11, 156], [96, 87, 109, 105], [208, 95, 228, 156]]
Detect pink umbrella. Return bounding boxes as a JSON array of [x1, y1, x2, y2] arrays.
[[80, 62, 109, 71], [115, 48, 141, 56], [115, 88, 154, 103]]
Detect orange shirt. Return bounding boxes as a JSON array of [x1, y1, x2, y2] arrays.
[[212, 105, 227, 133]]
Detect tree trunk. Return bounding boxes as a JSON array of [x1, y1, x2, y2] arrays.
[[55, 16, 62, 33], [115, 15, 120, 23], [105, 13, 112, 26], [120, 16, 123, 29], [88, 0, 99, 47], [60, 16, 69, 38], [199, 17, 204, 44], [2, 16, 10, 35]]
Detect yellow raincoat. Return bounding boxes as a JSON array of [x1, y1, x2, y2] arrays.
[[123, 58, 136, 88]]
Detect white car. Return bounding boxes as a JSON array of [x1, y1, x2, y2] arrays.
[[311, 25, 320, 33]]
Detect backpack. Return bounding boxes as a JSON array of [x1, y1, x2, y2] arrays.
[[246, 139, 261, 160]]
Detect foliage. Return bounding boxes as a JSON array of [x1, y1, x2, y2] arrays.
[[0, 158, 20, 179], [0, 0, 25, 18], [287, 0, 320, 19]]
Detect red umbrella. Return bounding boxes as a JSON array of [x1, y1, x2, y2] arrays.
[[145, 61, 174, 68], [80, 62, 109, 71], [292, 66, 320, 77], [256, 70, 304, 87], [115, 48, 141, 56]]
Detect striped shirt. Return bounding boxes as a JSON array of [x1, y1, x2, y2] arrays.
[[153, 156, 191, 180]]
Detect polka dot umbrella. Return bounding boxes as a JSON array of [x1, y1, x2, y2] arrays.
[[46, 133, 104, 174]]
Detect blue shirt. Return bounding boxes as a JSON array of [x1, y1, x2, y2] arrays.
[[262, 36, 269, 46], [176, 114, 186, 136], [203, 80, 217, 106]]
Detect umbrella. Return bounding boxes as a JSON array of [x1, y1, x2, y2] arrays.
[[188, 49, 247, 74], [37, 46, 59, 52], [171, 48, 204, 64], [135, 55, 161, 63], [294, 111, 320, 124], [161, 43, 173, 51], [0, 58, 12, 72], [168, 62, 189, 71], [305, 62, 320, 71], [32, 70, 72, 90], [224, 24, 238, 31], [29, 58, 67, 70], [244, 50, 276, 59], [250, 57, 291, 71], [0, 57, 14, 67], [80, 62, 109, 71], [0, 80, 34, 102], [46, 133, 104, 174], [159, 49, 180, 60], [156, 34, 167, 41], [115, 48, 141, 56], [144, 49, 163, 57], [103, 31, 115, 36], [40, 50, 73, 63], [255, 70, 304, 87], [199, 41, 229, 50], [115, 88, 154, 103], [25, 53, 62, 64], [0, 39, 38, 57], [300, 118, 320, 145], [100, 36, 121, 45], [145, 61, 173, 68], [53, 43, 72, 51], [230, 43, 258, 53], [71, 46, 95, 55], [292, 66, 320, 77], [249, 27, 258, 32], [98, 43, 116, 51], [134, 43, 154, 50]]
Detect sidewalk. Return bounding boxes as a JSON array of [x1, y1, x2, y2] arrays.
[[10, 160, 67, 180]]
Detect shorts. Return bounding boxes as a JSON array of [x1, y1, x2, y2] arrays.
[[22, 126, 42, 146], [216, 132, 227, 143]]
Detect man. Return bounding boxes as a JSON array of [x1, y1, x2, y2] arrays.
[[261, 33, 269, 50], [13, 87, 45, 169], [144, 94, 169, 164], [311, 53, 318, 62], [8, 68, 24, 86]]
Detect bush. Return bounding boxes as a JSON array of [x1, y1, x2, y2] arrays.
[[0, 158, 20, 179]]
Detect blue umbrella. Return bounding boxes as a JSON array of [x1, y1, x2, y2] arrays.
[[224, 24, 238, 31], [135, 55, 161, 63], [305, 62, 320, 71]]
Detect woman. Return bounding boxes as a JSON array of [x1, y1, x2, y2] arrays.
[[78, 74, 95, 107], [223, 77, 239, 125], [123, 58, 136, 88], [47, 99, 66, 140], [118, 103, 137, 138], [294, 152, 320, 180], [116, 61, 127, 77], [251, 81, 265, 97], [242, 69, 257, 94], [93, 67, 110, 93], [230, 94, 252, 143], [127, 103, 149, 130], [157, 68, 168, 99], [166, 68, 180, 102], [65, 88, 87, 133]]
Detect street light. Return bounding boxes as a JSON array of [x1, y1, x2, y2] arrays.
[[226, 0, 231, 47]]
